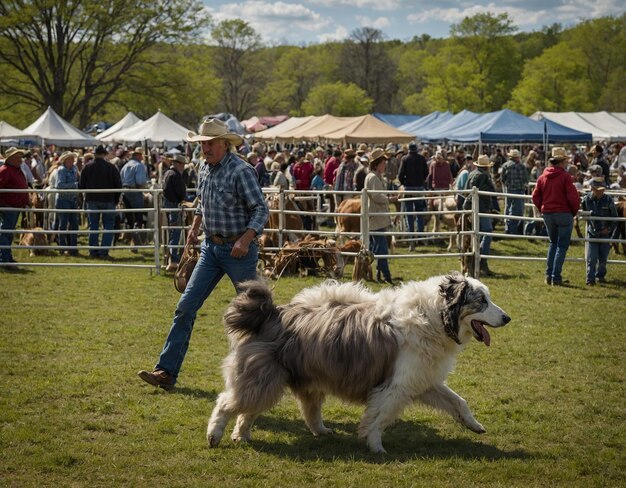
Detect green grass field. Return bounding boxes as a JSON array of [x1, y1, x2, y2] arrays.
[[1, 240, 625, 487]]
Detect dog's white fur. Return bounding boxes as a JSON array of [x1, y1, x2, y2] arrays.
[[207, 272, 510, 453]]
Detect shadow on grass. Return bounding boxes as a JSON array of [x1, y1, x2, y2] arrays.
[[233, 417, 532, 463], [171, 386, 218, 401]]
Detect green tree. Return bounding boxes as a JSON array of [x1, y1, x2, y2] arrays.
[[563, 14, 626, 107], [0, 0, 207, 127], [508, 42, 594, 113], [301, 82, 373, 116], [448, 12, 521, 111], [211, 19, 262, 119]]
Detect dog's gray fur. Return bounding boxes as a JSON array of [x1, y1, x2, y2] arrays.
[[208, 272, 510, 453]]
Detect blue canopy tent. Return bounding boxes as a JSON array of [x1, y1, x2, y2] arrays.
[[442, 109, 592, 145], [372, 113, 421, 128], [417, 110, 482, 143], [398, 111, 453, 135]]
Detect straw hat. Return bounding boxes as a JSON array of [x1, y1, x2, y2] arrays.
[[357, 143, 368, 155], [550, 147, 568, 162], [344, 148, 356, 158], [369, 147, 388, 163], [475, 155, 493, 167], [59, 151, 77, 164], [187, 118, 243, 146], [507, 149, 521, 158], [3, 147, 26, 164]]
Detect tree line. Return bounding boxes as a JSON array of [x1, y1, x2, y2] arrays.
[[0, 1, 624, 130]]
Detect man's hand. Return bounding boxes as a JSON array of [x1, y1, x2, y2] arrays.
[[231, 229, 256, 258]]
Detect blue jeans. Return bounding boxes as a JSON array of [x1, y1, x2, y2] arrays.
[[86, 201, 116, 256], [543, 212, 574, 283], [479, 217, 493, 259], [370, 228, 391, 281], [0, 209, 20, 262], [56, 199, 78, 253], [586, 240, 610, 283], [163, 200, 182, 263], [505, 190, 525, 235], [403, 187, 425, 234], [156, 238, 259, 383]]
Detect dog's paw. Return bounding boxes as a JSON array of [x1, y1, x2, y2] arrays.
[[231, 433, 251, 443], [468, 422, 486, 434], [312, 426, 333, 436], [207, 433, 222, 448]]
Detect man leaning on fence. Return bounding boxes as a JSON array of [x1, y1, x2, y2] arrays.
[[79, 145, 122, 260], [138, 118, 269, 391]]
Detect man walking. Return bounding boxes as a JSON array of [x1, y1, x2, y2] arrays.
[[138, 119, 268, 390], [398, 142, 428, 250]]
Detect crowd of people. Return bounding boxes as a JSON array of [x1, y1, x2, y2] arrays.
[[1, 136, 625, 283]]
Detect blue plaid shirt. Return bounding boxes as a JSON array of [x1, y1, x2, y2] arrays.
[[500, 160, 529, 192], [196, 152, 268, 237]]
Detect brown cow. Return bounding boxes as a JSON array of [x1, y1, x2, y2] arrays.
[[265, 193, 304, 243]]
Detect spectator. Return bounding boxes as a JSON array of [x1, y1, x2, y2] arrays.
[[463, 155, 497, 276], [500, 149, 529, 235], [333, 148, 358, 207], [79, 145, 122, 260], [137, 118, 268, 391], [455, 155, 474, 210], [353, 155, 369, 191], [55, 151, 80, 256], [0, 147, 29, 267], [581, 178, 618, 285], [532, 147, 580, 286], [162, 154, 188, 272], [427, 151, 454, 191], [120, 147, 148, 251], [398, 142, 428, 250], [323, 148, 341, 214], [589, 144, 610, 187], [364, 148, 393, 284]]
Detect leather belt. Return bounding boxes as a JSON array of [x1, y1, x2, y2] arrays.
[[208, 233, 243, 245]]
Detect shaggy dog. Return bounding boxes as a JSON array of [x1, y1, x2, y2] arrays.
[[19, 227, 49, 256], [207, 272, 510, 453]]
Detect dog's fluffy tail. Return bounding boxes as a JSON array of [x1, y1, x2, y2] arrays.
[[224, 279, 278, 336]]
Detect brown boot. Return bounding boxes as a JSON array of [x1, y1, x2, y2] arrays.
[[137, 369, 174, 391]]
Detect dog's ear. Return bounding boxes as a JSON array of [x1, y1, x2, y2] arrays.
[[439, 273, 468, 345]]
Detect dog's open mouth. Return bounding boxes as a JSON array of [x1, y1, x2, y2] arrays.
[[471, 320, 491, 346]]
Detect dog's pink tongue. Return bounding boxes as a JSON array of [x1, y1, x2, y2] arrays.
[[472, 320, 491, 346]]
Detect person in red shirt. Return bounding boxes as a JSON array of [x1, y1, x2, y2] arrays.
[[532, 147, 580, 286], [0, 147, 30, 266], [323, 148, 341, 220], [292, 151, 314, 230]]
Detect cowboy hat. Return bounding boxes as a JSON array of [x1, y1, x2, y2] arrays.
[[589, 177, 606, 190], [507, 149, 521, 158], [550, 147, 568, 161], [3, 147, 25, 164], [357, 143, 368, 155], [187, 118, 243, 146], [369, 147, 388, 163], [59, 151, 77, 164], [163, 153, 187, 165], [94, 145, 108, 155], [475, 155, 494, 167], [344, 148, 356, 158]]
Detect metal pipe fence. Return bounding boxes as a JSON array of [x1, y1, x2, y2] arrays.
[[1, 186, 625, 277]]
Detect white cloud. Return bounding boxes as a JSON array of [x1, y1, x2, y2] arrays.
[[309, 0, 400, 10], [210, 2, 331, 41], [356, 15, 391, 29], [317, 25, 350, 42]]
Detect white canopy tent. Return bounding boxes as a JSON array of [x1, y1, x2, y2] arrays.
[[96, 112, 143, 141], [20, 107, 98, 147], [111, 110, 190, 146], [0, 120, 25, 144], [531, 111, 626, 142]]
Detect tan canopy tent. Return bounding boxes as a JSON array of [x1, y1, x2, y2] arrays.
[[254, 114, 414, 144], [253, 116, 314, 141]]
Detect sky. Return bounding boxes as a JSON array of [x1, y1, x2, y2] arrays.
[[203, 0, 625, 45]]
